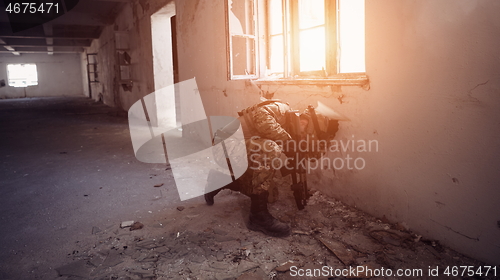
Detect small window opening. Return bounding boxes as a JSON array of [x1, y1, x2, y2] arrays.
[[7, 64, 38, 87]]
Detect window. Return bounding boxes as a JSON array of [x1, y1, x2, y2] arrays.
[[226, 0, 366, 85], [7, 64, 38, 87], [225, 0, 258, 80]]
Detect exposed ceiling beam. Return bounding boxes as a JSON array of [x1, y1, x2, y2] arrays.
[[1, 44, 88, 48], [0, 38, 19, 55], [0, 35, 99, 40], [43, 23, 53, 55], [0, 12, 111, 26], [0, 45, 83, 52], [0, 50, 82, 53]]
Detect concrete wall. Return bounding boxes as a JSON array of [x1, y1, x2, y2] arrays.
[[85, 26, 118, 106], [85, 0, 174, 111], [80, 53, 90, 98], [324, 0, 500, 264], [91, 0, 500, 264], [0, 53, 84, 99]]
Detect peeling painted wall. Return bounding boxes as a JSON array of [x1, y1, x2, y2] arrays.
[[0, 53, 84, 99], [175, 0, 262, 117], [325, 0, 500, 264]]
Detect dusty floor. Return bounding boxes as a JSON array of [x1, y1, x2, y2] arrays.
[[0, 97, 496, 280]]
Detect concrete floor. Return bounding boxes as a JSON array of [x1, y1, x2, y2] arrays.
[[0, 97, 494, 280], [0, 97, 179, 279]]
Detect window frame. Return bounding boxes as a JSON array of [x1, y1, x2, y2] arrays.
[[6, 63, 38, 88], [225, 0, 259, 80], [267, 0, 338, 78], [225, 0, 369, 88]]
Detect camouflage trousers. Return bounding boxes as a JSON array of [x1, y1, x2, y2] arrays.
[[236, 137, 283, 199]]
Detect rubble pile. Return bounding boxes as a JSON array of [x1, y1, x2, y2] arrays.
[[56, 184, 494, 280]]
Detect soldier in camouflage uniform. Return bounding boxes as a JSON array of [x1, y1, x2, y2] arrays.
[[205, 100, 305, 237]]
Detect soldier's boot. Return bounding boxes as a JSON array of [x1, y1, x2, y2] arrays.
[[248, 191, 290, 237], [204, 180, 241, 206], [204, 188, 222, 206]]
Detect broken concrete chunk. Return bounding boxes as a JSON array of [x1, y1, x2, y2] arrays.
[[190, 254, 206, 263], [275, 260, 296, 272], [216, 250, 225, 261], [317, 236, 355, 266], [210, 261, 230, 270], [120, 220, 134, 228], [299, 246, 315, 257], [136, 239, 157, 249], [155, 246, 169, 253], [292, 230, 311, 235], [237, 260, 259, 273], [130, 221, 144, 231], [138, 253, 159, 262], [187, 263, 201, 275], [101, 250, 123, 268], [177, 206, 185, 211], [259, 262, 276, 274]]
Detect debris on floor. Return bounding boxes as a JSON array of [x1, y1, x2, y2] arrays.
[[130, 222, 144, 231], [121, 221, 135, 228], [57, 179, 496, 280]]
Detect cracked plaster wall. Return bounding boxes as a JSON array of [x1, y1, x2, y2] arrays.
[[0, 53, 84, 99], [310, 0, 500, 264], [354, 0, 499, 264], [89, 0, 500, 264]]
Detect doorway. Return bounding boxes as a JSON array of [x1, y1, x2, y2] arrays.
[[151, 2, 179, 128]]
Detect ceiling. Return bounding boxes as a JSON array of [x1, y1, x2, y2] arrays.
[[0, 0, 129, 55]]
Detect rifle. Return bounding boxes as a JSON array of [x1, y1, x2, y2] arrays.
[[282, 110, 310, 210]]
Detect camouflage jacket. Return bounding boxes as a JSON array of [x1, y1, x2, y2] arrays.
[[238, 100, 292, 142]]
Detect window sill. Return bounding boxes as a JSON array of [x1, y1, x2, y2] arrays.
[[254, 73, 369, 89]]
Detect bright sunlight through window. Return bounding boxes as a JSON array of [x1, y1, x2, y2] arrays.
[[339, 0, 365, 73], [7, 64, 38, 87], [266, 0, 365, 78]]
